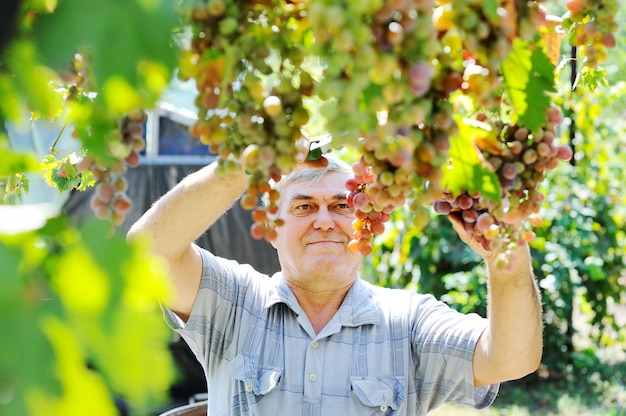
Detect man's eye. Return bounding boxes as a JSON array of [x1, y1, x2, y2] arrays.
[[335, 203, 354, 213], [294, 204, 311, 212]]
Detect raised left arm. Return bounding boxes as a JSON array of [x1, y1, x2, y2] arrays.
[[449, 215, 543, 387]]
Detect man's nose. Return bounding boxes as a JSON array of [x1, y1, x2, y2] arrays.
[[312, 206, 335, 230]]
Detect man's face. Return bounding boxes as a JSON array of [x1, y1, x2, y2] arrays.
[[271, 171, 362, 286]]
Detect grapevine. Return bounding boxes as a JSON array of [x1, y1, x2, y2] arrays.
[[171, 0, 617, 260], [340, 0, 550, 255], [46, 52, 148, 227]]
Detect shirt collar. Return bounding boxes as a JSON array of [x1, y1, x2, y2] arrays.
[[265, 273, 380, 327]]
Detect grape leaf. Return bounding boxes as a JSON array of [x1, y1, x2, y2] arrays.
[[442, 116, 501, 203], [502, 37, 556, 132], [574, 67, 609, 91], [33, 0, 177, 94]]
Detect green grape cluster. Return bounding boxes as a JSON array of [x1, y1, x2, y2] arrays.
[[562, 0, 620, 69], [180, 0, 315, 241]]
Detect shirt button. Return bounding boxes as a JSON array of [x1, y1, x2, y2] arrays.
[[380, 405, 388, 411], [308, 373, 317, 382], [246, 384, 253, 392], [311, 341, 319, 348]]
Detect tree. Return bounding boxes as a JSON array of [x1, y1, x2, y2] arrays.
[[0, 0, 622, 414]]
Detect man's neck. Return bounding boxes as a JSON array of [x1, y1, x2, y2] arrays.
[[287, 278, 355, 334]]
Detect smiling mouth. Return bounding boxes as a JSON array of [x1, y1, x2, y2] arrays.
[[307, 240, 344, 246]]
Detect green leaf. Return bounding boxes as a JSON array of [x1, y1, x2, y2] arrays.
[[3, 40, 66, 119], [0, 141, 39, 176], [33, 0, 178, 96], [362, 83, 384, 108], [574, 67, 609, 91], [442, 116, 501, 202], [502, 37, 556, 132]]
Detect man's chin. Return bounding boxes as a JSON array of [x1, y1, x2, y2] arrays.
[[305, 254, 359, 271]]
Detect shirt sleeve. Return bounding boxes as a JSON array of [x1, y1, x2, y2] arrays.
[[409, 293, 500, 411], [161, 247, 269, 367]]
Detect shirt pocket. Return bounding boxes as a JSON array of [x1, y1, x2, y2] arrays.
[[350, 376, 407, 416], [230, 351, 282, 414]]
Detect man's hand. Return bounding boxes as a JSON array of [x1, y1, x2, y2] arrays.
[[448, 211, 497, 260]]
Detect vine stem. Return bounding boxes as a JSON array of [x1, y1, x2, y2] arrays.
[[49, 114, 72, 154]]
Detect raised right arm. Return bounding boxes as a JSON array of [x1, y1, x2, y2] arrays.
[[127, 162, 249, 321]]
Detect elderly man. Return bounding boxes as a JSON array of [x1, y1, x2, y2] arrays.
[[128, 154, 542, 415]]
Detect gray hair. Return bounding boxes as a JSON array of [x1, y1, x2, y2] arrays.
[[275, 154, 354, 195], [261, 154, 354, 209]]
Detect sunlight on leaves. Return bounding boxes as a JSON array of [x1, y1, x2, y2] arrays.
[[0, 219, 175, 414], [502, 37, 556, 132], [27, 316, 118, 416], [52, 245, 111, 313], [103, 77, 142, 115], [441, 116, 501, 202], [33, 0, 177, 95], [3, 40, 65, 120]]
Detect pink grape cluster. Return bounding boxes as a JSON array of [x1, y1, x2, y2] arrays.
[[78, 110, 147, 226], [346, 157, 394, 256], [56, 52, 145, 227], [433, 106, 573, 266], [562, 0, 620, 69]]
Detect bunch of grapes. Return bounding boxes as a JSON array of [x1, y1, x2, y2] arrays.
[[561, 0, 620, 69], [52, 52, 146, 227], [173, 0, 609, 254], [77, 110, 147, 226], [432, 106, 573, 268], [345, 157, 394, 255], [180, 0, 316, 241], [57, 52, 89, 101], [434, 0, 550, 110], [306, 0, 460, 253]]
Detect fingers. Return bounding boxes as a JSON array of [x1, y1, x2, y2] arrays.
[[447, 212, 492, 258], [448, 212, 469, 242]]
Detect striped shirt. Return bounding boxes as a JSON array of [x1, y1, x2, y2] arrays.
[[164, 248, 499, 415]]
